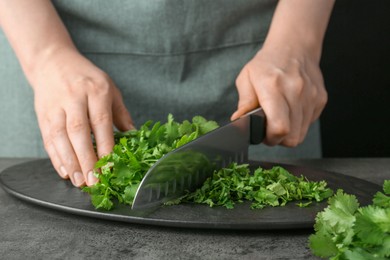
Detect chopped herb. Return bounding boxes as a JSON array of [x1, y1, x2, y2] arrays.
[[84, 114, 333, 212], [169, 163, 333, 209], [83, 114, 219, 210]]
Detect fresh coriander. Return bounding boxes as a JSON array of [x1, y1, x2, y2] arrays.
[[170, 163, 333, 209], [83, 114, 219, 210], [84, 114, 333, 212], [309, 180, 390, 259]]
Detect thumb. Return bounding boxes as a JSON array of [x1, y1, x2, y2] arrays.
[[231, 72, 259, 121]]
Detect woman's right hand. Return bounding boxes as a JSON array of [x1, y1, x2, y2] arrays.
[[29, 48, 134, 187]]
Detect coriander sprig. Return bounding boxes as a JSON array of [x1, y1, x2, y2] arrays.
[[309, 180, 390, 259]]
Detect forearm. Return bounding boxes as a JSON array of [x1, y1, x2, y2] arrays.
[[0, 0, 76, 77], [264, 0, 335, 61]]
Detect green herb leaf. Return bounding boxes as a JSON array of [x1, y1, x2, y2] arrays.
[[373, 192, 390, 208], [174, 163, 333, 210], [309, 230, 339, 258], [383, 180, 390, 195], [84, 113, 332, 214], [83, 114, 219, 210], [309, 180, 390, 259]]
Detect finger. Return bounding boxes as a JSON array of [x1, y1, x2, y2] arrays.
[[305, 76, 327, 141], [253, 82, 291, 146], [88, 99, 114, 159], [231, 69, 259, 121], [311, 91, 327, 124], [66, 102, 97, 187], [49, 109, 85, 187], [36, 111, 69, 179], [309, 70, 327, 123], [112, 86, 135, 131], [298, 108, 314, 143], [42, 130, 69, 180], [301, 89, 326, 143], [279, 77, 305, 147], [280, 105, 303, 147]]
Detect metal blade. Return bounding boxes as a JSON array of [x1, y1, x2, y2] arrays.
[[131, 109, 263, 210]]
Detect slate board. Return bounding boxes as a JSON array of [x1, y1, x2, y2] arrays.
[[0, 159, 380, 230]]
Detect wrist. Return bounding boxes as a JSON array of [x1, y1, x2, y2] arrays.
[[262, 0, 335, 63], [0, 0, 78, 82], [261, 32, 322, 64], [23, 44, 78, 85]]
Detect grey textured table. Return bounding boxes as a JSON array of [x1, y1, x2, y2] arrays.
[[0, 158, 389, 260]]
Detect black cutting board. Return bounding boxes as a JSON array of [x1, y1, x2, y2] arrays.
[[0, 159, 380, 230]]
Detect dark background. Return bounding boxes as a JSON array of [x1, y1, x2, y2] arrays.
[[320, 0, 390, 157]]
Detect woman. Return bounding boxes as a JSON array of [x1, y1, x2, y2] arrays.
[[0, 0, 334, 187]]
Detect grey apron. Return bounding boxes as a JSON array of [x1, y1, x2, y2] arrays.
[[0, 0, 322, 159]]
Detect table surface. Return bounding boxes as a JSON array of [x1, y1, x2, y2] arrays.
[[1, 158, 389, 260]]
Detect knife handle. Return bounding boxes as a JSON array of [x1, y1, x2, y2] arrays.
[[249, 109, 266, 144]]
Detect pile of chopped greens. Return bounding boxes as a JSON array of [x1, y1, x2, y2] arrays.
[[84, 114, 333, 211], [168, 162, 333, 209], [83, 114, 219, 210], [309, 180, 390, 259]]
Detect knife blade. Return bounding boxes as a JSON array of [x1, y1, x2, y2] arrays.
[[131, 108, 266, 210]]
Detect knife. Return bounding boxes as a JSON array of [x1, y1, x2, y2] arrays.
[[131, 108, 266, 210]]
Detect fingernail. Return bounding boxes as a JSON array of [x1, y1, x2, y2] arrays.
[[129, 123, 136, 130], [59, 166, 68, 178], [231, 112, 238, 121], [72, 171, 84, 187], [87, 171, 98, 186]]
